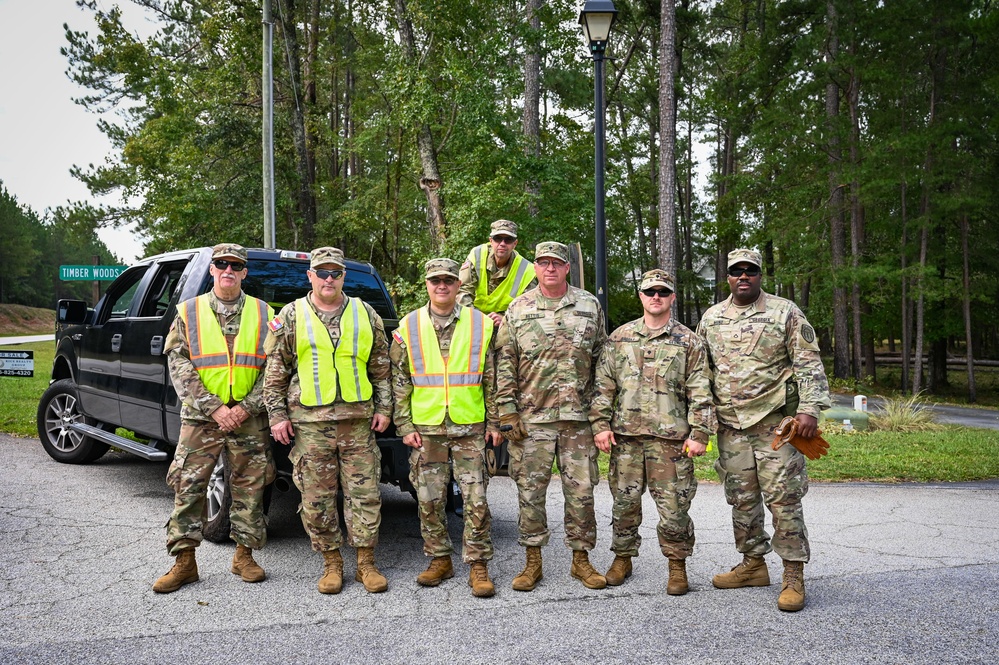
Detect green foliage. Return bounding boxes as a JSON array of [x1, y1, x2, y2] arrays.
[[870, 393, 946, 432]]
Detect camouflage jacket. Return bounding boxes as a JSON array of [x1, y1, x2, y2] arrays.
[[696, 291, 831, 429], [262, 293, 392, 426], [457, 244, 537, 309], [590, 317, 715, 443], [389, 303, 498, 438], [496, 285, 606, 423], [165, 291, 267, 422]]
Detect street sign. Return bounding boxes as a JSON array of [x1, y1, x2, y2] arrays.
[[0, 350, 34, 377], [59, 265, 127, 281]]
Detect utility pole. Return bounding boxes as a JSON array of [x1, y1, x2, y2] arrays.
[[262, 0, 276, 249]]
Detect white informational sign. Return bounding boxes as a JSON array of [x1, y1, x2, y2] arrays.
[[0, 350, 34, 377]]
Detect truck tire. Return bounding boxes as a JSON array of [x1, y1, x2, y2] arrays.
[[36, 379, 111, 464], [202, 453, 273, 544]]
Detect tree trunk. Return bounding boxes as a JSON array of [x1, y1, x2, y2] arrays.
[[961, 215, 977, 402], [900, 181, 911, 392], [826, 0, 849, 380], [912, 218, 929, 395], [657, 0, 678, 276], [523, 0, 542, 219], [393, 0, 446, 249], [616, 102, 648, 270]]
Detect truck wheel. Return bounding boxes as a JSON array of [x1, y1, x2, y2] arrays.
[[36, 379, 111, 464], [202, 453, 273, 544]]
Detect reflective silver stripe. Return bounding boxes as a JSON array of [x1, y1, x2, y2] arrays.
[[448, 373, 482, 386], [234, 353, 264, 367], [406, 313, 426, 376], [190, 354, 229, 368], [508, 255, 530, 297], [467, 309, 484, 375], [185, 299, 201, 358], [255, 299, 268, 356], [302, 301, 324, 405], [348, 298, 363, 397], [412, 375, 446, 387], [474, 244, 485, 275]]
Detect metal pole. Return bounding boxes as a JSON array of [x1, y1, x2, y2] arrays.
[[593, 50, 608, 326], [262, 0, 276, 249]]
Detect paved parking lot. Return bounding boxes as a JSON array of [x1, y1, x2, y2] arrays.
[[1, 432, 997, 664]]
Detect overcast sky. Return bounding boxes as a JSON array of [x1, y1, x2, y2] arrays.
[[0, 0, 147, 263]]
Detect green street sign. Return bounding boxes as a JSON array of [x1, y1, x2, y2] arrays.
[[59, 265, 127, 281]]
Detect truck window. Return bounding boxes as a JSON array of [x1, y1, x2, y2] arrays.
[[239, 260, 312, 310], [344, 271, 395, 320], [104, 267, 149, 321], [138, 260, 188, 318]]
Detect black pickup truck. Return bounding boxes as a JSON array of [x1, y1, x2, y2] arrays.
[[36, 246, 423, 541]]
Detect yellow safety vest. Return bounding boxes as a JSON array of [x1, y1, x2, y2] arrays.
[[294, 296, 374, 406], [398, 306, 494, 425], [179, 294, 271, 402], [473, 245, 533, 313]]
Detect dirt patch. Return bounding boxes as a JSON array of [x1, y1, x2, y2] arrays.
[[0, 304, 55, 335]]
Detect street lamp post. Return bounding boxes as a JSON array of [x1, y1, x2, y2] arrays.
[[579, 0, 617, 326]]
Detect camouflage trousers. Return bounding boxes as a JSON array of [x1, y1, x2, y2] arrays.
[[290, 419, 382, 552], [715, 412, 810, 562], [609, 435, 697, 560], [508, 421, 599, 551], [166, 416, 274, 555], [408, 433, 493, 563]]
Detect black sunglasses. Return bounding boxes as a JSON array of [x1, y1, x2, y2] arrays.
[[313, 269, 344, 281], [641, 288, 673, 298], [728, 265, 762, 277], [428, 276, 458, 286], [491, 235, 516, 245], [213, 259, 246, 272]]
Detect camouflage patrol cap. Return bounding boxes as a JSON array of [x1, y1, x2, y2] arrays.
[[310, 246, 346, 269], [639, 269, 675, 293], [490, 219, 518, 238], [534, 241, 570, 263], [425, 257, 460, 279], [727, 248, 762, 269], [211, 243, 247, 262]]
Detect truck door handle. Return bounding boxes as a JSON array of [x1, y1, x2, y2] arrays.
[[111, 333, 122, 353], [150, 335, 164, 356]]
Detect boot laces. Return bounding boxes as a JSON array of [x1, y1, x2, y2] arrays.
[[471, 563, 488, 582]]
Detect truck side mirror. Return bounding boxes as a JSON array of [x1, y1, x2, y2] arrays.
[[58, 299, 90, 325]]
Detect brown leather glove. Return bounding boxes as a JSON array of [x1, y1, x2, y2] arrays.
[[771, 416, 830, 461], [499, 413, 529, 443]]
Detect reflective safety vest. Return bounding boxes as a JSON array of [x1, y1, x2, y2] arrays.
[[179, 294, 271, 403], [398, 306, 494, 425], [473, 245, 533, 313], [294, 296, 374, 406]]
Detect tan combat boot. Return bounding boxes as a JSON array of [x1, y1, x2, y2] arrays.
[[511, 546, 543, 591], [604, 555, 632, 586], [711, 555, 770, 589], [355, 547, 388, 593], [416, 556, 454, 587], [153, 549, 199, 593], [468, 561, 495, 598], [667, 559, 689, 596], [777, 560, 806, 612], [318, 549, 343, 594], [231, 543, 266, 582], [570, 550, 607, 590]]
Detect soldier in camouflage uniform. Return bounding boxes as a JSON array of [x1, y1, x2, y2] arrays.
[[391, 258, 500, 598], [263, 247, 392, 594], [154, 243, 275, 594], [496, 241, 608, 591], [458, 219, 537, 326], [696, 248, 831, 612], [590, 269, 716, 595]]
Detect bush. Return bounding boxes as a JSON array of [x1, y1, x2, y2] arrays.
[[869, 392, 944, 432]]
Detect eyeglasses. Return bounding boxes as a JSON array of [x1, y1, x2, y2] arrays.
[[313, 269, 344, 281], [727, 265, 762, 277], [213, 259, 246, 272], [536, 259, 567, 269], [641, 288, 673, 298], [428, 276, 458, 286], [491, 235, 516, 245]]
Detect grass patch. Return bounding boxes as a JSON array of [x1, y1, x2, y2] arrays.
[[0, 304, 55, 335], [0, 341, 54, 437]]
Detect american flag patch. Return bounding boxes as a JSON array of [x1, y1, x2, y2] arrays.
[[268, 317, 284, 332], [392, 330, 404, 345]]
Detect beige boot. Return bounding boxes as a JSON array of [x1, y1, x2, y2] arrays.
[[712, 555, 770, 589], [231, 544, 266, 582], [570, 550, 607, 590], [416, 556, 454, 587], [511, 546, 543, 591], [667, 559, 689, 596], [318, 550, 343, 594], [153, 549, 199, 593], [355, 547, 388, 593], [604, 555, 632, 586], [468, 561, 495, 598], [777, 560, 806, 612]]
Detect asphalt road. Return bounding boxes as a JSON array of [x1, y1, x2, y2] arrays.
[[1, 433, 997, 664]]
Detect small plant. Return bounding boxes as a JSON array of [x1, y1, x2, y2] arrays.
[[869, 392, 944, 432]]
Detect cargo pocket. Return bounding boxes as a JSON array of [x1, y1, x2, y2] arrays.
[[166, 448, 189, 492]]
